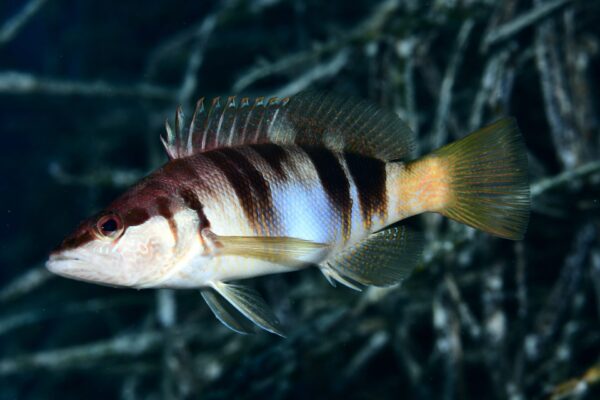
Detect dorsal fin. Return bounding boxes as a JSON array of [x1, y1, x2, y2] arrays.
[[162, 92, 416, 161]]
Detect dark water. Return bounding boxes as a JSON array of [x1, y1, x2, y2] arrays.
[[1, 1, 599, 399]]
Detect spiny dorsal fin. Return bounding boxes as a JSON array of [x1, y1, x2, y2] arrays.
[[162, 92, 416, 161]]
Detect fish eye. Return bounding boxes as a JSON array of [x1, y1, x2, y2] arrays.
[[95, 213, 124, 240]]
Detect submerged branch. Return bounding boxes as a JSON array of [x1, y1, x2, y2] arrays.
[[272, 48, 350, 98], [176, 7, 222, 105], [482, 0, 572, 50], [0, 267, 52, 305], [530, 160, 600, 198], [549, 364, 600, 399], [48, 162, 145, 188], [0, 325, 201, 375], [232, 0, 400, 92], [0, 296, 149, 337], [432, 19, 474, 147], [0, 71, 177, 99], [0, 0, 49, 47]]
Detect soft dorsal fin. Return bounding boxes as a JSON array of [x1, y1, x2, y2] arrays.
[[162, 92, 416, 161]]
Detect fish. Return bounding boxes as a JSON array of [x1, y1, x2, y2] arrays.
[[46, 92, 530, 336]]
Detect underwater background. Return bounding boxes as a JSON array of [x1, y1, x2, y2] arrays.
[[1, 0, 599, 399]]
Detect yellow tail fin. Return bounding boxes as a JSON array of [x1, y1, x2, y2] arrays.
[[431, 117, 530, 240]]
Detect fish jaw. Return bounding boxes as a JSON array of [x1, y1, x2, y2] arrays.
[[46, 250, 135, 288]]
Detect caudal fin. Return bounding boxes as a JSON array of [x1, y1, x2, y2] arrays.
[[432, 118, 530, 240]]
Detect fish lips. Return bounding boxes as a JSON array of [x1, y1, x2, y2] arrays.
[[46, 253, 130, 288]]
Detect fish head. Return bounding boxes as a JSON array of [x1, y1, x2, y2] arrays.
[[46, 183, 204, 288]]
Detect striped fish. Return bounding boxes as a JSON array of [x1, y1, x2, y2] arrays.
[[46, 92, 530, 336]]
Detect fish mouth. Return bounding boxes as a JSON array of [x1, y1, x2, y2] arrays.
[[46, 255, 88, 280], [48, 253, 82, 263], [45, 254, 128, 288]]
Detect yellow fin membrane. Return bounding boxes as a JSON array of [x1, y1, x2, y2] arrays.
[[212, 233, 328, 265], [430, 117, 530, 240]]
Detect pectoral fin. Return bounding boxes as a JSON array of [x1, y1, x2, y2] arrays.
[[202, 229, 328, 265], [209, 281, 285, 337]]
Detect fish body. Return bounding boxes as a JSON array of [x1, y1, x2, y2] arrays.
[[47, 92, 530, 335]]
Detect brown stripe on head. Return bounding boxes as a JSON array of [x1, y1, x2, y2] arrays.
[[300, 146, 352, 241], [249, 143, 289, 179], [178, 187, 210, 229], [203, 148, 275, 235], [156, 197, 178, 242], [123, 207, 150, 226], [344, 152, 387, 229], [53, 227, 95, 253]]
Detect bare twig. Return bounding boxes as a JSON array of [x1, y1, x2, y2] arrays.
[[482, 0, 572, 50], [48, 162, 144, 188], [531, 160, 600, 198], [432, 288, 464, 399], [232, 0, 400, 92], [526, 224, 596, 361], [272, 48, 350, 98], [550, 364, 600, 400], [0, 267, 52, 305], [469, 48, 512, 131], [145, 0, 281, 78], [534, 4, 583, 169], [395, 37, 419, 136], [445, 275, 481, 340], [0, 71, 177, 99], [592, 251, 600, 321], [0, 0, 49, 47], [341, 331, 389, 379], [0, 324, 203, 375], [432, 19, 474, 148], [0, 296, 148, 336], [176, 10, 220, 105]]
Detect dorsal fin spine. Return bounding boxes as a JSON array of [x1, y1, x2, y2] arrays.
[[202, 97, 220, 149], [268, 104, 282, 136], [175, 106, 184, 158], [209, 98, 222, 150], [226, 96, 236, 108], [187, 98, 204, 156], [215, 98, 228, 147], [253, 98, 268, 142], [163, 119, 176, 159], [240, 98, 256, 143], [225, 97, 239, 146]]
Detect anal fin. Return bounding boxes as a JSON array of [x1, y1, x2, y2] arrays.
[[319, 265, 363, 291], [324, 225, 423, 287]]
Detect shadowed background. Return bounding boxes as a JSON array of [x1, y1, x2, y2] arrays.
[[0, 0, 599, 399]]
